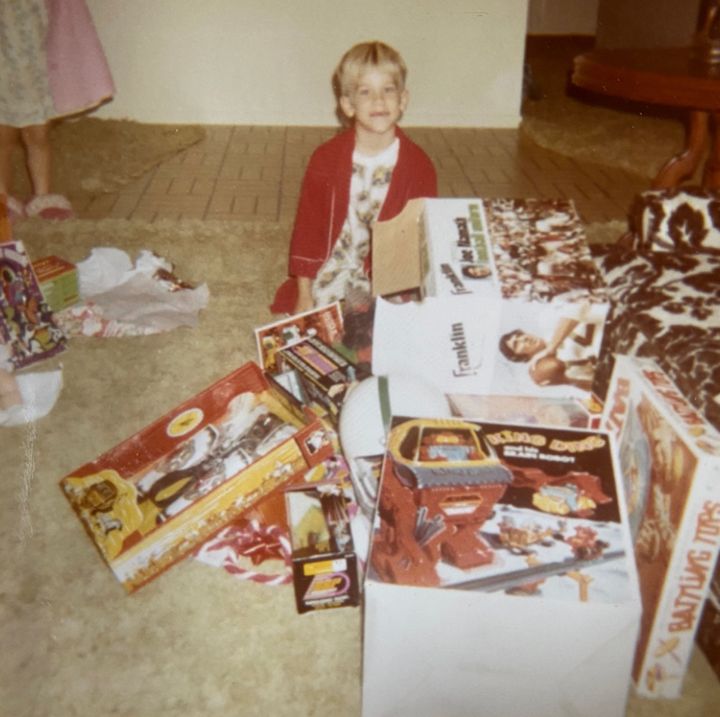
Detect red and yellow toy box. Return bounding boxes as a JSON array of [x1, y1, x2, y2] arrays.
[[59, 362, 337, 593]]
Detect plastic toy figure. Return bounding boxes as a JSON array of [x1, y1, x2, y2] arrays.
[[370, 419, 513, 584]]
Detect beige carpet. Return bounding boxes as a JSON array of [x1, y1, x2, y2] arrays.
[[2, 218, 718, 716], [521, 37, 688, 180], [10, 118, 205, 200]]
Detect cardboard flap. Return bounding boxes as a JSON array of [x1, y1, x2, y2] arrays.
[[372, 198, 426, 297]]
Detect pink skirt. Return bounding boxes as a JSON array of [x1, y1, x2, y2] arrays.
[[45, 0, 115, 118]]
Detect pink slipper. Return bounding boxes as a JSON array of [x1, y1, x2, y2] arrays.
[[25, 194, 75, 220], [5, 195, 26, 222]]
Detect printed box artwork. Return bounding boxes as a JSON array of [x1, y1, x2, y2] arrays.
[[362, 416, 640, 717], [60, 362, 337, 593], [32, 255, 79, 312], [276, 335, 363, 422], [255, 301, 344, 374], [371, 198, 609, 401], [448, 392, 603, 430], [0, 240, 66, 368], [286, 481, 359, 613], [603, 355, 720, 698]]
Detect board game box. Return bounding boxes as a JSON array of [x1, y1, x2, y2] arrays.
[[603, 355, 720, 698]]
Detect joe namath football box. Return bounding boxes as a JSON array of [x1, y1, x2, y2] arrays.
[[60, 361, 336, 593], [362, 416, 641, 717], [371, 198, 609, 402]]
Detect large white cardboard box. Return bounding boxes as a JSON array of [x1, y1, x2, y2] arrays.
[[603, 355, 720, 698], [371, 198, 609, 401], [362, 416, 641, 717]]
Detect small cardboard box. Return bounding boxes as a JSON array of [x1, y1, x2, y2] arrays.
[[32, 255, 79, 312], [0, 240, 67, 368], [362, 416, 640, 717], [286, 481, 360, 613], [60, 362, 337, 593], [371, 198, 609, 401], [603, 355, 720, 698], [277, 335, 361, 422]]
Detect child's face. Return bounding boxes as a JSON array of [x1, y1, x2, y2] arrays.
[[340, 68, 408, 141]]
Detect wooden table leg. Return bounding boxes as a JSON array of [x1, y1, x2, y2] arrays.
[[652, 110, 709, 189], [703, 112, 720, 189]]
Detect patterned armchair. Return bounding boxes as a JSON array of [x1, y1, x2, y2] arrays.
[[592, 187, 720, 431]]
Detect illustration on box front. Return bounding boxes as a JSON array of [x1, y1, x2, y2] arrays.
[[60, 364, 334, 591], [368, 417, 634, 604], [0, 240, 66, 368], [606, 358, 720, 697], [287, 481, 359, 612]]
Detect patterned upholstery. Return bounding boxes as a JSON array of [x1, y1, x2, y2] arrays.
[[629, 187, 720, 254], [593, 189, 720, 431]]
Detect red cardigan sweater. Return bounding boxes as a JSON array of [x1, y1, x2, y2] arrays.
[[271, 128, 438, 313]]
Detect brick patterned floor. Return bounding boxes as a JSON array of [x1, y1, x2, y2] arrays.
[[76, 124, 649, 226]]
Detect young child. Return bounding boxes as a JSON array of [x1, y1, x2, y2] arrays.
[[271, 41, 437, 315], [0, 0, 114, 221]]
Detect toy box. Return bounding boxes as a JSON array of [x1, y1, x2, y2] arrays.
[[362, 416, 640, 717], [603, 355, 720, 697], [277, 335, 362, 422], [371, 198, 609, 401], [254, 301, 344, 374], [448, 392, 603, 429], [60, 362, 337, 593], [696, 561, 720, 680], [0, 240, 66, 369], [32, 255, 79, 312], [285, 480, 359, 613]]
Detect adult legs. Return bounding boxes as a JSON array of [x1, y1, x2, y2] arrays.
[[0, 124, 20, 196], [20, 122, 51, 196]]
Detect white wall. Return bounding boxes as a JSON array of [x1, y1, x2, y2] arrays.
[[527, 0, 598, 35], [87, 0, 528, 127]]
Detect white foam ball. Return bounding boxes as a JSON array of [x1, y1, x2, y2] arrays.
[[339, 374, 451, 459]]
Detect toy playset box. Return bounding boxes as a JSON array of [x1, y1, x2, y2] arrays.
[[60, 361, 337, 593], [602, 355, 720, 698], [0, 240, 67, 369], [285, 480, 359, 613], [371, 198, 609, 402], [362, 415, 640, 717]]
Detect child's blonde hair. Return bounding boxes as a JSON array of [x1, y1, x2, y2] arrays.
[[334, 41, 407, 98]]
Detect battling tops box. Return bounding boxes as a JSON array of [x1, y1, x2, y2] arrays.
[[60, 362, 337, 593], [603, 355, 720, 698], [362, 416, 640, 717], [285, 481, 359, 613], [371, 198, 609, 402]]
